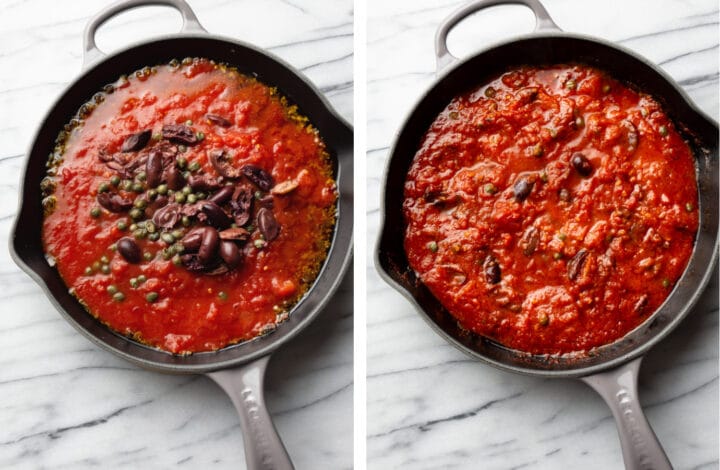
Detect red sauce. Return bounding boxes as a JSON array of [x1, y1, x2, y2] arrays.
[[42, 59, 336, 354], [404, 65, 698, 355]]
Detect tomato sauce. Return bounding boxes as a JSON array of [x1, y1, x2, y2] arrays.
[[404, 65, 698, 355], [42, 58, 336, 354]]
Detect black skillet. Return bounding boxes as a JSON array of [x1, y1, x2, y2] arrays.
[[9, 1, 353, 469], [376, 1, 718, 468]]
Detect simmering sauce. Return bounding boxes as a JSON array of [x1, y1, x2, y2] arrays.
[[404, 65, 698, 355], [42, 58, 336, 354]]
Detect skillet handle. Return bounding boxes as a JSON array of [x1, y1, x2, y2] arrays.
[[83, 0, 207, 69], [581, 357, 672, 470], [207, 356, 294, 470], [435, 0, 561, 72]]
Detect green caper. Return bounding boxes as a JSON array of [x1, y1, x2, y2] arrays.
[[178, 145, 187, 153], [92, 261, 101, 271], [161, 233, 175, 244], [196, 192, 206, 200], [129, 223, 138, 231], [100, 255, 109, 264], [686, 202, 694, 212], [171, 229, 183, 239], [107, 285, 118, 294], [101, 264, 111, 274], [218, 291, 228, 301], [132, 182, 144, 193], [134, 198, 147, 209], [109, 243, 117, 251], [98, 182, 110, 193], [133, 228, 147, 239], [157, 184, 168, 195], [538, 313, 549, 326], [137, 274, 147, 283], [112, 292, 125, 302], [143, 251, 153, 261], [84, 267, 93, 275], [181, 186, 192, 195], [575, 116, 584, 128], [254, 239, 266, 249], [254, 191, 263, 200], [120, 180, 133, 191], [129, 278, 139, 288], [152, 132, 162, 141], [147, 188, 157, 200], [90, 207, 101, 218], [146, 292, 159, 303], [145, 221, 156, 233], [659, 125, 668, 137], [181, 216, 191, 227], [148, 232, 160, 241], [196, 131, 205, 141], [177, 157, 187, 169], [110, 175, 121, 186], [136, 171, 147, 182], [187, 194, 197, 204], [171, 254, 183, 266], [172, 243, 184, 254], [129, 208, 143, 220], [427, 241, 438, 253], [553, 252, 563, 260], [662, 278, 670, 288], [185, 119, 193, 126], [484, 183, 497, 195], [161, 248, 172, 260], [565, 79, 576, 90], [189, 161, 201, 172], [174, 193, 186, 204]]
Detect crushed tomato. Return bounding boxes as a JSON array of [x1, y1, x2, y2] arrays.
[[403, 65, 698, 355]]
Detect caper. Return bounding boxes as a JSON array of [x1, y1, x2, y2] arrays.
[[132, 182, 144, 193], [254, 239, 266, 249], [196, 131, 205, 141], [129, 208, 143, 220], [112, 292, 125, 302], [189, 161, 201, 172], [147, 188, 157, 200], [120, 179, 133, 191], [178, 145, 187, 153], [90, 207, 101, 218], [130, 278, 139, 288], [143, 250, 154, 260], [134, 198, 147, 209], [92, 261, 101, 271], [427, 241, 438, 253], [177, 157, 187, 169], [187, 194, 197, 204], [686, 202, 694, 212], [196, 192, 206, 200], [565, 79, 576, 90], [171, 254, 182, 266], [98, 182, 110, 193], [107, 285, 118, 294], [109, 243, 117, 251], [538, 313, 549, 326], [157, 184, 168, 195], [181, 186, 192, 195], [101, 264, 111, 274], [110, 175, 121, 186], [181, 215, 191, 227], [152, 132, 162, 141], [100, 255, 109, 264], [145, 221, 156, 233], [137, 274, 147, 283], [174, 193, 186, 204], [171, 229, 183, 239], [484, 86, 496, 98], [553, 252, 563, 260], [134, 228, 148, 240], [484, 183, 497, 195], [659, 125, 668, 137], [575, 116, 584, 128], [218, 291, 228, 301], [185, 119, 193, 126], [84, 267, 93, 275], [662, 278, 670, 288], [161, 249, 172, 260], [136, 171, 147, 182], [146, 292, 159, 303], [161, 233, 175, 244], [172, 243, 185, 254], [129, 223, 138, 231]]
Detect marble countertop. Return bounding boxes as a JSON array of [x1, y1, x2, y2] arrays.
[[0, 1, 352, 469], [367, 1, 718, 469]]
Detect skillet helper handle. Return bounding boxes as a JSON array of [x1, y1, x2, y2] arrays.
[[83, 0, 206, 69], [207, 356, 294, 470], [435, 0, 560, 72], [581, 357, 672, 470]]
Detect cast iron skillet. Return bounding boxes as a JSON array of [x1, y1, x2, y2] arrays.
[[376, 1, 718, 468], [9, 1, 353, 469]]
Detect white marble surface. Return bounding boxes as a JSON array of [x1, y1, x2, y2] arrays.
[[0, 1, 352, 469], [367, 1, 718, 469]]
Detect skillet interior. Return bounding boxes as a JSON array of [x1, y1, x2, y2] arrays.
[[11, 36, 353, 373], [377, 34, 718, 377]]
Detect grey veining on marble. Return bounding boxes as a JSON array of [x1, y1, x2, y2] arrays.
[[0, 1, 352, 469], [367, 1, 718, 469]]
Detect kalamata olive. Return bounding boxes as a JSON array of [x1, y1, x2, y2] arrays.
[[559, 188, 571, 202], [120, 130, 151, 152], [230, 185, 254, 226], [97, 192, 133, 213], [146, 150, 163, 187], [483, 255, 501, 284], [219, 227, 250, 242], [208, 186, 234, 205], [181, 228, 205, 253], [571, 153, 593, 177], [117, 237, 142, 263], [568, 249, 589, 280], [522, 226, 540, 256], [188, 174, 222, 192], [162, 124, 198, 145], [209, 149, 241, 179], [198, 227, 220, 264], [201, 201, 232, 229], [166, 165, 185, 190], [219, 240, 242, 268], [206, 114, 232, 127], [513, 178, 533, 202], [271, 180, 299, 195], [257, 208, 280, 241], [242, 165, 274, 191]]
